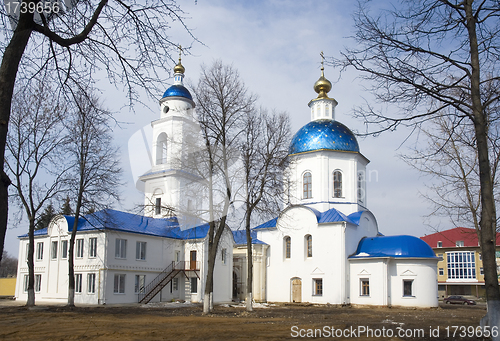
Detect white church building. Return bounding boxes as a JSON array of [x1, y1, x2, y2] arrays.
[[15, 57, 439, 307]]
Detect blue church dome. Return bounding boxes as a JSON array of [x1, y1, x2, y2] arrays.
[[351, 235, 438, 258], [289, 119, 359, 155], [162, 84, 193, 100]]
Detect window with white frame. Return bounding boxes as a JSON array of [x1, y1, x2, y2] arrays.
[[437, 241, 442, 248], [136, 241, 146, 260], [114, 274, 126, 293], [34, 274, 41, 292], [403, 279, 413, 297], [221, 248, 227, 265], [360, 279, 369, 296], [305, 235, 312, 258], [480, 267, 484, 275], [75, 274, 82, 293], [156, 133, 168, 165], [190, 277, 197, 293], [175, 250, 181, 262], [51, 241, 58, 259], [115, 239, 127, 259], [173, 278, 179, 291], [36, 242, 44, 260], [61, 240, 68, 259], [303, 172, 312, 199], [284, 236, 291, 259], [89, 237, 97, 258], [447, 251, 476, 279], [438, 268, 444, 276], [76, 239, 84, 258], [155, 197, 162, 215], [23, 275, 29, 292], [357, 172, 365, 203], [333, 171, 342, 198], [456, 240, 464, 247], [313, 278, 323, 296], [135, 275, 146, 293], [88, 273, 96, 294]]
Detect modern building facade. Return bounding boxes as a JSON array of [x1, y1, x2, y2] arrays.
[[421, 227, 500, 298]]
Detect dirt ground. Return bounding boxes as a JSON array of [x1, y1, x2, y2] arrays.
[[0, 300, 491, 340]]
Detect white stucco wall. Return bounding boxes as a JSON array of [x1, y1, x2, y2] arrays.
[[389, 259, 438, 308], [15, 214, 234, 305], [258, 206, 348, 304], [349, 259, 388, 306], [287, 150, 369, 215], [349, 257, 438, 308]]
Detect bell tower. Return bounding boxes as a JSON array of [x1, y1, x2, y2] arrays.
[[139, 48, 204, 222]]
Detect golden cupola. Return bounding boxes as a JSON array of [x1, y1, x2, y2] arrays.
[[313, 65, 332, 99], [307, 52, 338, 121]]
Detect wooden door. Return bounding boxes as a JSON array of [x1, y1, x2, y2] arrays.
[[291, 278, 302, 303], [190, 250, 197, 270]]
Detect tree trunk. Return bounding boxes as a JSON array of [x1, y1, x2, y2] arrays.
[[0, 13, 34, 266], [67, 202, 82, 306], [203, 239, 216, 313], [245, 209, 253, 312], [465, 1, 500, 337], [26, 218, 35, 306]]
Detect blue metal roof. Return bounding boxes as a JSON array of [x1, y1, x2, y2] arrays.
[[252, 207, 363, 231], [350, 235, 438, 259], [18, 227, 50, 238], [162, 84, 193, 100], [232, 230, 267, 245], [254, 217, 278, 230], [289, 119, 359, 155], [347, 211, 364, 225], [319, 207, 355, 224], [19, 209, 211, 240]]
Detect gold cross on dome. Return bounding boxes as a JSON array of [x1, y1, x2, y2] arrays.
[[320, 51, 324, 69], [178, 45, 183, 62]]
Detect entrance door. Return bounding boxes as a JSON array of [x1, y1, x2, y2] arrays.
[[291, 278, 302, 303], [190, 250, 197, 270]]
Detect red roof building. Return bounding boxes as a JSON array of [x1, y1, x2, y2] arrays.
[[421, 227, 500, 298], [421, 227, 500, 249]]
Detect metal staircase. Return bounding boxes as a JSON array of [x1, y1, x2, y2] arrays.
[[138, 261, 199, 304]]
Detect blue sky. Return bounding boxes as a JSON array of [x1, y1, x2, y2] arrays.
[[4, 0, 444, 257]]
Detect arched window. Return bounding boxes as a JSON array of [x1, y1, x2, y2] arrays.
[[303, 172, 312, 199], [284, 236, 291, 259], [333, 171, 342, 198], [156, 133, 168, 165], [357, 171, 364, 202], [305, 235, 312, 258]]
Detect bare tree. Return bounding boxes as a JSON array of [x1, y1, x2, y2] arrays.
[[333, 0, 500, 332], [0, 0, 195, 265], [239, 109, 290, 311], [5, 80, 67, 306], [64, 91, 122, 306], [193, 60, 256, 313], [404, 114, 500, 233]]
